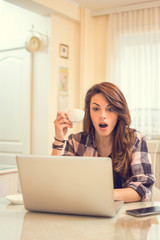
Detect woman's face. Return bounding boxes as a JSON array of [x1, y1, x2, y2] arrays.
[[90, 93, 118, 138]]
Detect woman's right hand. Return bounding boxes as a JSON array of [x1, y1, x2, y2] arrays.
[[54, 111, 73, 141]]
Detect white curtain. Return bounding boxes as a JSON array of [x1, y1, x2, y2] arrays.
[[106, 7, 160, 139]]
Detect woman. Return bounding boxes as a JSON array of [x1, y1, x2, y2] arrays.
[[52, 82, 155, 202]]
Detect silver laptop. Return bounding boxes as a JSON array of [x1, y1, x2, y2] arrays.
[[16, 155, 123, 217]]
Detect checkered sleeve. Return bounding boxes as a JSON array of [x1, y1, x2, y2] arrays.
[[123, 131, 156, 201], [63, 135, 76, 156], [63, 132, 88, 156]]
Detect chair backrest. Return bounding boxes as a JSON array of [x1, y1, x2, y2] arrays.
[[147, 140, 160, 189]]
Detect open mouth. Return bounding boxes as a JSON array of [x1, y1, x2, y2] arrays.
[[99, 123, 108, 128]]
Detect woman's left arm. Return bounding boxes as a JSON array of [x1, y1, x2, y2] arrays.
[[114, 187, 141, 202], [114, 132, 155, 202]]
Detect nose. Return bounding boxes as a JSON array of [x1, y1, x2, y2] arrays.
[[99, 109, 107, 119]]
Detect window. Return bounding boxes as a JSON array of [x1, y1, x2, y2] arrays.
[[106, 8, 160, 139]]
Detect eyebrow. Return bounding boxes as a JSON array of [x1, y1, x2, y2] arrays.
[[91, 102, 112, 107]]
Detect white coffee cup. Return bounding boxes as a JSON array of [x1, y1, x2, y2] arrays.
[[67, 108, 85, 123]]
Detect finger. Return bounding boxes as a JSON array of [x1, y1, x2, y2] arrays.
[[55, 117, 73, 127], [57, 112, 68, 121], [62, 123, 73, 129]]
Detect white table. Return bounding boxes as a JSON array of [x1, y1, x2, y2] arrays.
[[0, 198, 160, 240]]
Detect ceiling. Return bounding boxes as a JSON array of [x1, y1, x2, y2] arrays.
[[67, 0, 160, 15], [68, 0, 156, 10], [4, 0, 160, 17]]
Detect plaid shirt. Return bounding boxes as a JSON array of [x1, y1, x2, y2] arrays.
[[63, 130, 155, 201]]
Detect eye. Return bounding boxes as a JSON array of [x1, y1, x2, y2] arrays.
[[107, 107, 114, 112], [92, 107, 99, 111]]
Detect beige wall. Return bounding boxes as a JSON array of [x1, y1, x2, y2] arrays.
[[32, 0, 108, 109], [33, 0, 80, 21], [79, 9, 108, 108], [48, 14, 80, 147], [48, 8, 108, 145], [94, 16, 108, 83]]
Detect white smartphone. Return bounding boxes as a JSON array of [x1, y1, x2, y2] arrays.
[[126, 206, 160, 217]]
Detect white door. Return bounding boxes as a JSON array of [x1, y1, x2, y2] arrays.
[[0, 46, 31, 165]]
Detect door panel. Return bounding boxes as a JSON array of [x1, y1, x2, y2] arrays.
[[0, 47, 31, 165]]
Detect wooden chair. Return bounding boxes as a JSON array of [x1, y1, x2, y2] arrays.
[[147, 140, 160, 201]]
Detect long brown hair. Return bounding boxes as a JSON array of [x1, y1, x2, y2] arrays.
[[83, 82, 135, 178]]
